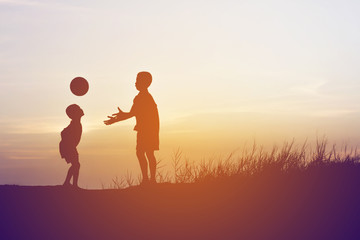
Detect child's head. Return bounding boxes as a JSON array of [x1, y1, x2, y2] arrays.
[[66, 104, 84, 120], [135, 71, 152, 91]]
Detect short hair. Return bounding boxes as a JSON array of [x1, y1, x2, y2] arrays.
[[136, 71, 152, 88], [66, 104, 81, 119]]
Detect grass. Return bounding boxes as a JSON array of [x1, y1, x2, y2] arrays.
[[108, 137, 360, 188], [3, 138, 360, 239]]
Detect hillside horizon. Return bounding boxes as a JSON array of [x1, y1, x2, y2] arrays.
[[2, 156, 360, 240]]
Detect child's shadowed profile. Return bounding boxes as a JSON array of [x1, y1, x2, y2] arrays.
[[104, 71, 159, 185], [59, 104, 84, 188]]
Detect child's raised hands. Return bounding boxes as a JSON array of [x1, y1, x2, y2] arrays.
[[104, 107, 125, 125]]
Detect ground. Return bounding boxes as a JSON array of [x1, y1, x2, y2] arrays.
[[1, 167, 360, 240]]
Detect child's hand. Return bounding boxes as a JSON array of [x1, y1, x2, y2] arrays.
[[112, 107, 124, 117], [104, 107, 125, 125], [104, 116, 117, 125]]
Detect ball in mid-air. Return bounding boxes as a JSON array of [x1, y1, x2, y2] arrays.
[[70, 77, 89, 96]]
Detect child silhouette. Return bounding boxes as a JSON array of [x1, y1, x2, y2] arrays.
[[104, 72, 159, 184], [59, 104, 84, 188]]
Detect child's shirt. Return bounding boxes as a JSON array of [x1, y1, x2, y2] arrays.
[[131, 91, 159, 134]]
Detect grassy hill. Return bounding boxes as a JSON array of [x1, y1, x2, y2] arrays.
[[1, 141, 360, 239]]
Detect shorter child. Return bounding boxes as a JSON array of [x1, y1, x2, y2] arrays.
[[59, 104, 84, 188]]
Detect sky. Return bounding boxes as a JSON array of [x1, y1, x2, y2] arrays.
[[1, 0, 360, 188]]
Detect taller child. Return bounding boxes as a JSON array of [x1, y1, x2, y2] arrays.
[[104, 72, 159, 184]]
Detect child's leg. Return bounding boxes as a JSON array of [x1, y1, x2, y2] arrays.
[[64, 162, 73, 186], [72, 161, 80, 187], [146, 150, 156, 182], [136, 150, 149, 181]]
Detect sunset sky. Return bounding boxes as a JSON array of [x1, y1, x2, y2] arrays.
[[1, 0, 360, 188]]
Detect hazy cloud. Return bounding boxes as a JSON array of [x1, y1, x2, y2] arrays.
[[311, 109, 359, 117], [0, 0, 42, 6], [289, 80, 327, 97], [0, 0, 89, 11]]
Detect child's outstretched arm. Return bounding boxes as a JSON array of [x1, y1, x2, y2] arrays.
[[104, 107, 134, 125]]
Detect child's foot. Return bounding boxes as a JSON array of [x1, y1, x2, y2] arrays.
[[63, 182, 71, 187], [140, 178, 150, 186]]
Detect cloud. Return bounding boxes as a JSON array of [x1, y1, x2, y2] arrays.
[[0, 0, 42, 6], [289, 80, 327, 97], [0, 0, 89, 11], [311, 109, 358, 117], [0, 116, 65, 134], [0, 35, 12, 45]]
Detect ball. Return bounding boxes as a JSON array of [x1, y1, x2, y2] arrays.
[[70, 77, 89, 96]]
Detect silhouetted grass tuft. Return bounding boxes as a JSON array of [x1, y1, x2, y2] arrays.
[[168, 138, 359, 184], [108, 138, 360, 189]]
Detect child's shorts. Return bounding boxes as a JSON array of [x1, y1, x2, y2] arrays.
[[59, 141, 79, 163], [136, 131, 159, 152]]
